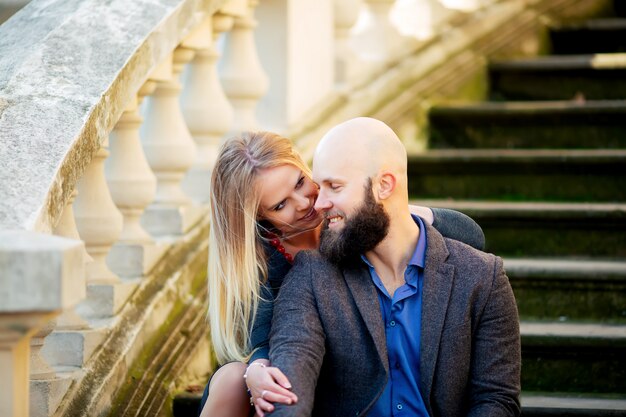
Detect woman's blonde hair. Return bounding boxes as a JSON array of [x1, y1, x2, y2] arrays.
[[207, 131, 311, 364]]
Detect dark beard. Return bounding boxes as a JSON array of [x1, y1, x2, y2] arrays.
[[319, 181, 390, 266]]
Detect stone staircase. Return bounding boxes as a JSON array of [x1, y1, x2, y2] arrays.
[[413, 2, 626, 415]]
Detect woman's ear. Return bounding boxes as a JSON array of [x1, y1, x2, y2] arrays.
[[377, 171, 396, 200]]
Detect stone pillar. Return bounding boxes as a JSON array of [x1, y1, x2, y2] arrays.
[[351, 0, 414, 62], [334, 0, 364, 88], [106, 88, 162, 278], [141, 53, 203, 236], [73, 137, 136, 318], [254, 0, 333, 132], [181, 16, 234, 203], [219, 0, 269, 132], [0, 231, 84, 417]]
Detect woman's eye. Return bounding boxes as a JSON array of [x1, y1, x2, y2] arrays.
[[296, 176, 305, 188], [274, 201, 286, 211]]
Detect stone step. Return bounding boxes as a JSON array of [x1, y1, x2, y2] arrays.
[[428, 100, 626, 149], [172, 390, 626, 417], [505, 258, 626, 322], [407, 150, 626, 202], [522, 392, 626, 416], [413, 200, 626, 257], [520, 322, 626, 393], [549, 19, 626, 55], [617, 2, 626, 18], [488, 54, 626, 100], [173, 392, 202, 417]]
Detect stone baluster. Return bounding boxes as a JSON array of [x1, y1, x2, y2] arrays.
[[106, 84, 163, 278], [351, 0, 414, 63], [0, 232, 84, 417], [49, 189, 91, 331], [141, 52, 203, 236], [53, 189, 92, 267], [219, 0, 269, 132], [39, 190, 105, 375], [48, 189, 89, 332], [334, 0, 364, 88], [390, 0, 453, 39], [107, 94, 156, 245], [440, 0, 485, 11], [73, 136, 136, 319], [181, 15, 234, 203]]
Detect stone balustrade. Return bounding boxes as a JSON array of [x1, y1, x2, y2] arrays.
[[0, 0, 481, 414], [0, 232, 85, 417]]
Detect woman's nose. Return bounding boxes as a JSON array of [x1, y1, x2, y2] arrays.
[[294, 192, 310, 211]]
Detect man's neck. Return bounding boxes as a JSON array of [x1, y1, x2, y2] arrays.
[[364, 212, 420, 294]]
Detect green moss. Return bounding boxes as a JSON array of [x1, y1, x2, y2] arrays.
[[450, 70, 489, 102], [107, 262, 210, 416]]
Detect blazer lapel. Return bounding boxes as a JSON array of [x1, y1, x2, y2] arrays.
[[343, 266, 389, 375], [419, 223, 455, 404]]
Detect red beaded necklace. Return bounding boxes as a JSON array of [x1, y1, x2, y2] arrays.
[[265, 232, 294, 263]]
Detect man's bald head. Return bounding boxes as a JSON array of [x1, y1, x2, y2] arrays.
[[313, 117, 407, 183], [313, 117, 413, 261]]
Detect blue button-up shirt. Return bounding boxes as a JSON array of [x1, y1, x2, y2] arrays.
[[361, 215, 429, 417]]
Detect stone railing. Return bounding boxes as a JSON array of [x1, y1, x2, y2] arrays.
[[0, 0, 493, 416]]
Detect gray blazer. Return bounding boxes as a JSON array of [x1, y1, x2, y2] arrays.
[[269, 223, 521, 417]]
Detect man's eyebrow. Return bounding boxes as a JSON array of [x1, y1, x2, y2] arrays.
[[319, 177, 343, 185]]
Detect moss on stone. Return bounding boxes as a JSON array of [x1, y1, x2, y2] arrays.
[[107, 263, 209, 416]]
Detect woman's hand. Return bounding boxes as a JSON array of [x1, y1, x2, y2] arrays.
[[409, 205, 434, 224], [245, 360, 298, 416]]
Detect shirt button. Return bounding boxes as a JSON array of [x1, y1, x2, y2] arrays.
[[397, 404, 403, 410], [395, 362, 401, 369], [390, 320, 396, 327]]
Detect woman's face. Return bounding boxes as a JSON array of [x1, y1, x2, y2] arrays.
[[256, 164, 322, 237]]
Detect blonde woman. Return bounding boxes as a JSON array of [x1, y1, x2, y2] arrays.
[[200, 132, 484, 417]]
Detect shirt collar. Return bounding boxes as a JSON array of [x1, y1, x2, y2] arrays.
[[360, 214, 427, 270]]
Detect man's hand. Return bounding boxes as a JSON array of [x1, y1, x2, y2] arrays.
[[245, 360, 298, 416]]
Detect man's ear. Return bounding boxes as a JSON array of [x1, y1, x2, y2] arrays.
[[377, 171, 396, 200]]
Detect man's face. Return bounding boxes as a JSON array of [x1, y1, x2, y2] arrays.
[[317, 180, 390, 265], [313, 145, 371, 231]]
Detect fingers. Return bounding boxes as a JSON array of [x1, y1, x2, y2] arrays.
[[267, 368, 298, 403], [268, 367, 293, 390], [254, 402, 265, 417], [255, 397, 274, 415], [246, 366, 298, 405], [260, 389, 295, 405], [259, 384, 297, 404]]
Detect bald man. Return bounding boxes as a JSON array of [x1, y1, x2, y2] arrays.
[[268, 118, 521, 417]]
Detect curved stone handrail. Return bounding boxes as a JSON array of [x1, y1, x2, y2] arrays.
[[0, 0, 226, 232]]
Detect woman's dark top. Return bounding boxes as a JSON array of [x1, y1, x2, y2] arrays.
[[248, 208, 485, 362]]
